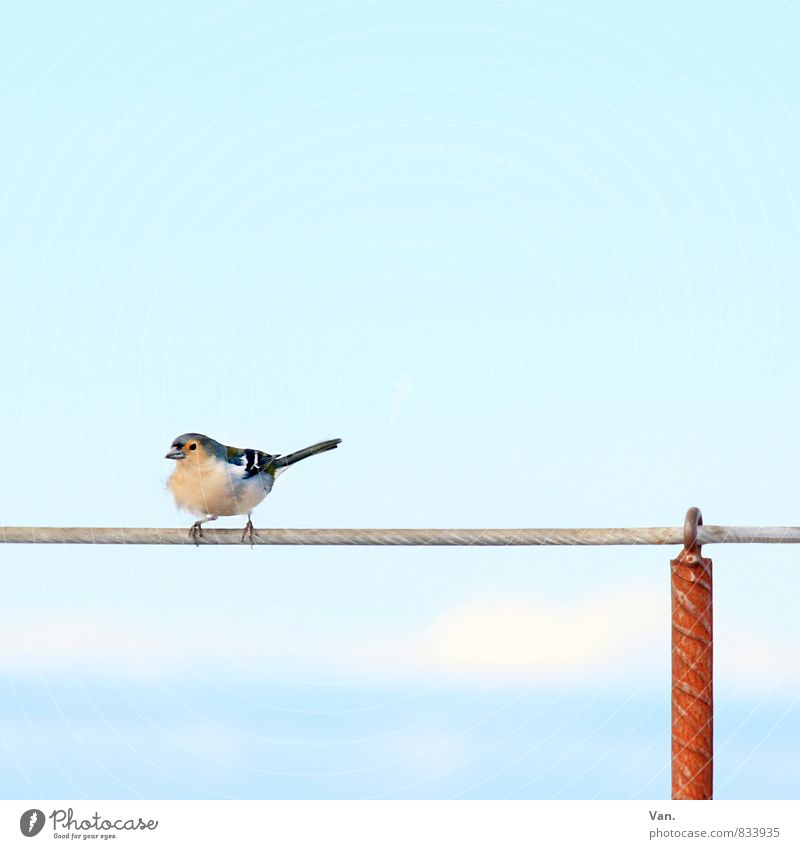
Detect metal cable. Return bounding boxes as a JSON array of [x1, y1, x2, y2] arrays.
[[2, 525, 800, 545]]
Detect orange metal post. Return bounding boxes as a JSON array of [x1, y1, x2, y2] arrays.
[[671, 507, 713, 799]]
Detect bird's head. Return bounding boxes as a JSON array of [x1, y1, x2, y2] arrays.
[[165, 433, 218, 462]]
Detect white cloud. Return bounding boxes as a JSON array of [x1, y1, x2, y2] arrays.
[[3, 587, 799, 699], [0, 618, 166, 676], [716, 630, 800, 694], [420, 588, 665, 680], [0, 617, 289, 678], [0, 589, 669, 682]]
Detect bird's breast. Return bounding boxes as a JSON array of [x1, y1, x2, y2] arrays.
[[168, 460, 273, 517]]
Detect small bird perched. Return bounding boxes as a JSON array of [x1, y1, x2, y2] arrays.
[[165, 432, 341, 544]]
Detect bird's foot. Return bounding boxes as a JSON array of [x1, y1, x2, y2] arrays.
[[188, 516, 217, 547], [189, 523, 202, 545], [189, 521, 204, 546], [242, 518, 257, 547]]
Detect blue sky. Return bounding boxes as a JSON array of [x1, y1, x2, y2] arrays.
[[1, 0, 799, 799]]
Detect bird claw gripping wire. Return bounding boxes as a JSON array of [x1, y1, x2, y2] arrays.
[[188, 516, 218, 547], [241, 517, 257, 548], [189, 521, 204, 546]]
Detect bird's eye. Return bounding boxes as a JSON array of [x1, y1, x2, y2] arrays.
[[189, 443, 197, 451]]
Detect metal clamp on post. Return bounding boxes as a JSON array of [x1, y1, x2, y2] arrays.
[[671, 507, 714, 800]]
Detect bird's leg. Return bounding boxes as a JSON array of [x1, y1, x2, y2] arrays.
[[188, 515, 218, 546], [241, 514, 257, 547]]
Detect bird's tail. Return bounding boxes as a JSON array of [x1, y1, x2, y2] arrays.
[[273, 438, 342, 468]]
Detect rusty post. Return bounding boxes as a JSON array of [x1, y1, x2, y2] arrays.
[[671, 507, 713, 799]]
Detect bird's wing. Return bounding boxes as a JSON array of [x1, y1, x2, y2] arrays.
[[226, 445, 279, 479]]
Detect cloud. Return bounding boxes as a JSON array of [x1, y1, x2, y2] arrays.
[[716, 630, 800, 695], [0, 617, 287, 678], [3, 588, 799, 699], [414, 589, 800, 696], [0, 589, 670, 682], [420, 589, 665, 680]]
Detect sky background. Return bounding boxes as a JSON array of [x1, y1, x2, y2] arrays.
[[1, 0, 800, 800]]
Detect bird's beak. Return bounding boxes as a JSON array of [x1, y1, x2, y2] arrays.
[[165, 448, 186, 460]]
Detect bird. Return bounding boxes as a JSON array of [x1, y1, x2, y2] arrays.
[[165, 432, 341, 544]]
